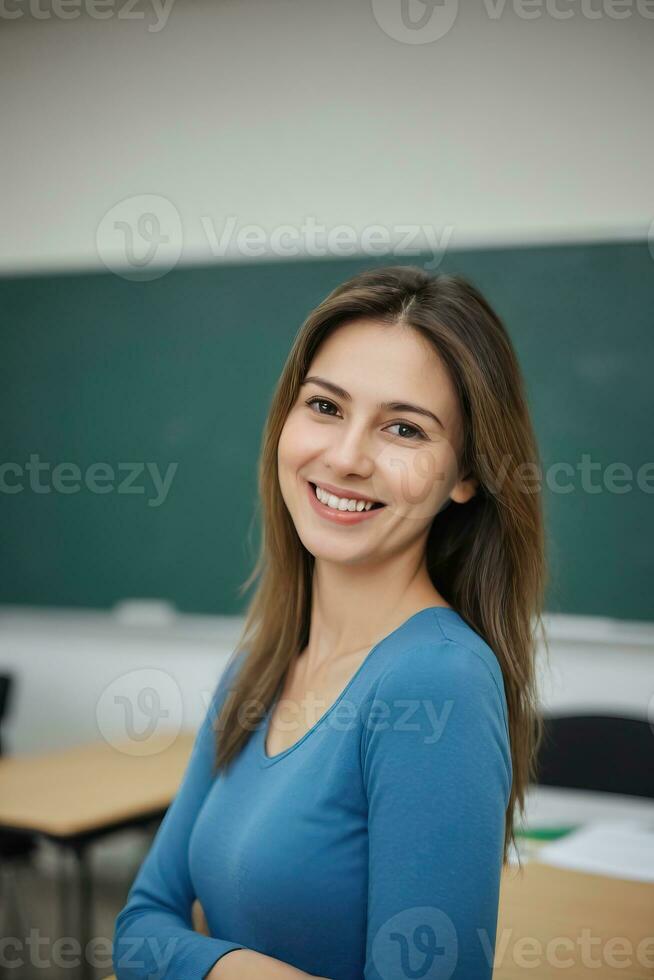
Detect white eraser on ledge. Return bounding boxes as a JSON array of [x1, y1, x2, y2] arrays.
[[112, 598, 177, 627]]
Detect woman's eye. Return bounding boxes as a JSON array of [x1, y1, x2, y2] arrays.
[[305, 398, 425, 441], [306, 397, 338, 416], [385, 422, 424, 441]]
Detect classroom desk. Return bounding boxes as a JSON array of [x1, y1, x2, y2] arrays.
[[103, 860, 654, 980], [496, 860, 654, 978], [0, 731, 196, 980]]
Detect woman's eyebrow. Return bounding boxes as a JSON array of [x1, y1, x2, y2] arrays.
[[300, 375, 445, 430]]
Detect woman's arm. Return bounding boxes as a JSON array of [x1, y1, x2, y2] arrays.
[[206, 949, 330, 980], [360, 641, 512, 980], [192, 901, 330, 979], [113, 657, 249, 979]]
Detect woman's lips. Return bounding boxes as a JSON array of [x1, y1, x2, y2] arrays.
[[306, 480, 386, 525]]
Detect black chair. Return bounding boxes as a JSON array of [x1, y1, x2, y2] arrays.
[[535, 713, 654, 799], [0, 673, 39, 948]]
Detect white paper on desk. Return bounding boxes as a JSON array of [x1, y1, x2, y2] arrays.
[[537, 819, 654, 882]]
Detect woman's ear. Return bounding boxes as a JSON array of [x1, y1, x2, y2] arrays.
[[450, 472, 479, 506]]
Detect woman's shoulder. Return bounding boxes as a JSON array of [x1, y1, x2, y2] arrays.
[[364, 607, 510, 735], [361, 607, 513, 797], [380, 606, 504, 687]]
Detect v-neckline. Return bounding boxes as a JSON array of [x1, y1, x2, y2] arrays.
[[259, 605, 459, 767]]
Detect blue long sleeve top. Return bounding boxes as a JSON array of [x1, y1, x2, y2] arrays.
[[113, 605, 512, 980]]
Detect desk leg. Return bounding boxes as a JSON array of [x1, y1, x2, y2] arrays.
[[70, 842, 93, 980], [58, 850, 73, 957]]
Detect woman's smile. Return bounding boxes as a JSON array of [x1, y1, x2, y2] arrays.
[[305, 478, 387, 525]]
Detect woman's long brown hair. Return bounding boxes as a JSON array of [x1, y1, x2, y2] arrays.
[[211, 264, 548, 867]]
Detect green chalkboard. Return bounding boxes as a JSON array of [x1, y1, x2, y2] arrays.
[[1, 242, 652, 621]]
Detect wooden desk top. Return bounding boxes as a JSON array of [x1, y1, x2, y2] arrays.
[[102, 860, 653, 979], [0, 731, 195, 838], [496, 860, 654, 978]]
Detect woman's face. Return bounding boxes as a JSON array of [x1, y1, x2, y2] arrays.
[[277, 318, 477, 566]]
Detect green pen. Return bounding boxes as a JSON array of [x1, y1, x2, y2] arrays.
[[515, 826, 577, 841]]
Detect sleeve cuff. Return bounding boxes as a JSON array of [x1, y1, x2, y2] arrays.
[[196, 939, 247, 980]]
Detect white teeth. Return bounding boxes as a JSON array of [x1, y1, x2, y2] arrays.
[[314, 484, 377, 512]]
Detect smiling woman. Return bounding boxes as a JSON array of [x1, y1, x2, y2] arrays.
[[113, 265, 547, 980], [276, 316, 477, 553]]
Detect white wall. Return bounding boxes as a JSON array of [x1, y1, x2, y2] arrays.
[[0, 604, 244, 753], [0, 0, 652, 276]]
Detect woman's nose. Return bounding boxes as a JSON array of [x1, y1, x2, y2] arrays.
[[321, 423, 375, 476]]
